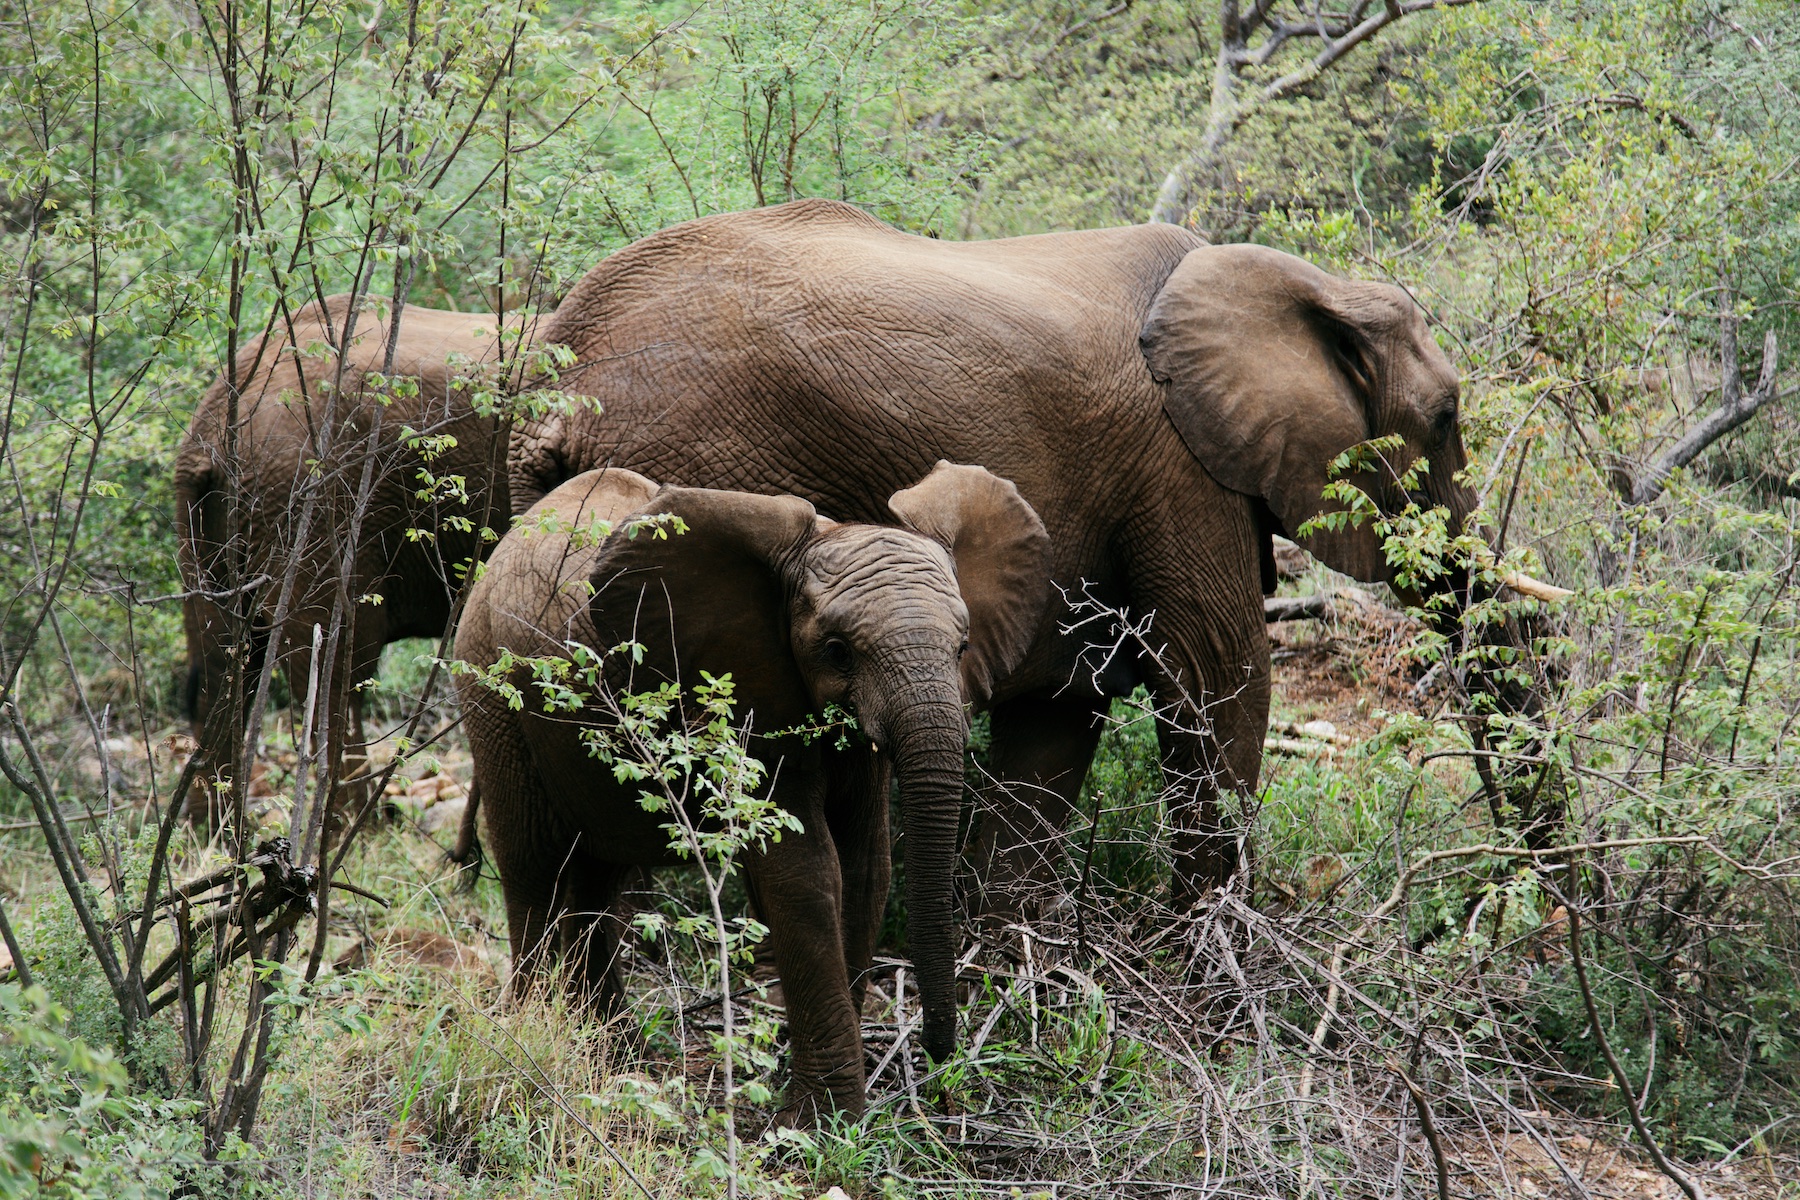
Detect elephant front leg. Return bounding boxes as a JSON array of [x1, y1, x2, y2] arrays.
[[824, 749, 892, 1017], [1141, 607, 1269, 908], [1155, 682, 1266, 907], [1123, 488, 1271, 909], [746, 822, 865, 1124]]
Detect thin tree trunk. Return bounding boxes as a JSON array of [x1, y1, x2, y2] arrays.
[[1150, 0, 1487, 226]]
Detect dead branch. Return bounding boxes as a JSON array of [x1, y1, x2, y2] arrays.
[[1150, 0, 1490, 225], [142, 839, 318, 1015], [1264, 593, 1333, 622], [1632, 327, 1780, 506], [1391, 1061, 1451, 1200], [1548, 883, 1706, 1200]]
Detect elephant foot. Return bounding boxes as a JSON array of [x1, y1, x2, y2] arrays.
[[971, 889, 1076, 976], [1169, 833, 1248, 913], [773, 1084, 863, 1130], [1158, 890, 1256, 995], [972, 896, 1042, 940]]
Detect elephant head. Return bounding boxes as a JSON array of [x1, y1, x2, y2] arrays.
[[1140, 244, 1474, 597], [587, 462, 1051, 1063]]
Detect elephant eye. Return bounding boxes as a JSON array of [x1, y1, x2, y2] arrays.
[[822, 638, 854, 673], [1432, 407, 1456, 445], [957, 640, 970, 660]]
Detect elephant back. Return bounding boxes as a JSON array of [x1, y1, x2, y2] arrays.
[[508, 200, 1202, 541], [460, 468, 661, 677]]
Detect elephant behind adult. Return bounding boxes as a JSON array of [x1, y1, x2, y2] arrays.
[[509, 199, 1490, 907], [176, 294, 520, 824]]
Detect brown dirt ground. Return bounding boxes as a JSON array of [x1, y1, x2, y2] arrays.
[[1268, 589, 1439, 738]]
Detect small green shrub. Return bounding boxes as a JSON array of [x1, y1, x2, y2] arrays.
[[0, 984, 216, 1199]]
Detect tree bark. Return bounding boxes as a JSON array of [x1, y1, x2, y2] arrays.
[[1631, 327, 1781, 507], [1150, 0, 1488, 227]]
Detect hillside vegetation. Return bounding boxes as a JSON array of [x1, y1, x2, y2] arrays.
[[2, 1, 1797, 1196]]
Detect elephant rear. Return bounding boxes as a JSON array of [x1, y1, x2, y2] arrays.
[[454, 468, 662, 992], [177, 295, 522, 823]]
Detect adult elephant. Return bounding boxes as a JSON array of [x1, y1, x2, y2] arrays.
[[510, 199, 1536, 908], [176, 293, 521, 825]]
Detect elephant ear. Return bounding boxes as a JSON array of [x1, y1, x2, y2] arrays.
[[588, 487, 819, 734], [888, 462, 1051, 707], [1139, 243, 1418, 582]]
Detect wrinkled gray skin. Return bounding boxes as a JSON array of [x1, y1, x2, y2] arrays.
[[455, 462, 1049, 1124], [508, 199, 1477, 911], [175, 295, 519, 825]]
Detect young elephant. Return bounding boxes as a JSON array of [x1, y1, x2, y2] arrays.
[[455, 461, 1049, 1122]]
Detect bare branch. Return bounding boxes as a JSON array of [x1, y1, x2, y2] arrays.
[[1547, 884, 1707, 1200], [1631, 329, 1780, 506], [1262, 0, 1485, 101], [1392, 1063, 1451, 1200], [1150, 0, 1489, 225]]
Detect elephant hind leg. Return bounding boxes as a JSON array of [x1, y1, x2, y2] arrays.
[[465, 694, 568, 1003], [553, 855, 633, 1014], [497, 845, 559, 1004]]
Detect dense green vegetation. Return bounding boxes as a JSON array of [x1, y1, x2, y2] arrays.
[[2, 0, 1798, 1195]]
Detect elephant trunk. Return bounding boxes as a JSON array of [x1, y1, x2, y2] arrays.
[[887, 691, 968, 1064]]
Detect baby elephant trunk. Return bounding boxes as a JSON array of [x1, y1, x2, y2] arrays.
[[888, 693, 969, 1064]]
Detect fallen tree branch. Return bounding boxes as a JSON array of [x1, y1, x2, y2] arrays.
[[1392, 1061, 1451, 1200], [1264, 593, 1333, 622], [1265, 585, 1388, 621]]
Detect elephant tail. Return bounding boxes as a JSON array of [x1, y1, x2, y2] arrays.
[[175, 465, 209, 721], [447, 777, 483, 892]]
